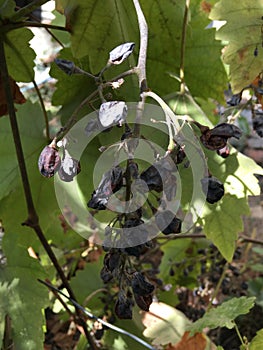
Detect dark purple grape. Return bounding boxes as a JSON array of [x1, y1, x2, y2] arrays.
[[131, 272, 154, 296], [155, 210, 182, 235], [133, 293, 152, 311], [253, 115, 263, 137], [201, 176, 224, 204], [115, 292, 133, 319]]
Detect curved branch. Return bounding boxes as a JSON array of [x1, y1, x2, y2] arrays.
[[133, 0, 148, 92]]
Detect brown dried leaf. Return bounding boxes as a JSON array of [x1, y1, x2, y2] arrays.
[[166, 331, 206, 350], [0, 75, 26, 117]]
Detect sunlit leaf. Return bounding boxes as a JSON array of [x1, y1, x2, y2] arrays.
[[142, 302, 190, 346], [0, 231, 48, 350], [188, 296, 256, 335], [250, 329, 263, 350], [209, 0, 263, 92], [201, 194, 249, 261]]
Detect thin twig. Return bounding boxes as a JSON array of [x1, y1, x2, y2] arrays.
[[39, 279, 158, 350], [32, 80, 50, 141], [1, 22, 69, 34], [157, 233, 206, 240], [207, 262, 228, 311], [180, 0, 190, 93], [240, 234, 263, 246], [56, 89, 99, 140]]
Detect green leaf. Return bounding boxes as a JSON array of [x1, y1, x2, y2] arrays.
[[250, 329, 263, 350], [209, 0, 263, 92], [4, 28, 35, 82], [0, 231, 48, 350], [57, 0, 227, 101], [170, 92, 213, 126], [142, 0, 227, 101], [0, 101, 45, 200], [201, 194, 249, 261], [188, 296, 256, 335], [142, 302, 190, 346], [50, 48, 95, 118], [0, 0, 16, 18], [70, 257, 104, 304]]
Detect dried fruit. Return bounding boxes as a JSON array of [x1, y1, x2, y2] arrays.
[[109, 42, 135, 65], [38, 142, 61, 178], [99, 101, 127, 128], [227, 93, 242, 106], [140, 156, 176, 193], [198, 122, 242, 150], [124, 244, 147, 257], [134, 293, 152, 311], [155, 210, 182, 235], [201, 176, 225, 204], [58, 149, 81, 182], [55, 58, 76, 75], [253, 114, 263, 137], [217, 145, 230, 158], [87, 166, 123, 210], [131, 272, 154, 296], [115, 291, 133, 319]]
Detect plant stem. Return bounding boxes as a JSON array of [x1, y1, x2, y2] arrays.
[[0, 36, 97, 350], [32, 80, 50, 141], [133, 0, 148, 92], [144, 91, 179, 150], [56, 89, 99, 140], [207, 262, 228, 311], [180, 0, 190, 93], [132, 0, 148, 139], [234, 322, 247, 348], [1, 22, 69, 34]]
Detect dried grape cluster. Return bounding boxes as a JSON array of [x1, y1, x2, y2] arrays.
[[37, 41, 245, 320]]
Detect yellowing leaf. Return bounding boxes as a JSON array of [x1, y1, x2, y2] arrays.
[[142, 302, 190, 346], [209, 0, 263, 92], [166, 331, 207, 350]]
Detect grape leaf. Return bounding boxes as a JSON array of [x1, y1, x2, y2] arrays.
[[201, 194, 250, 261], [4, 28, 35, 82], [250, 329, 263, 350], [55, 0, 227, 102], [0, 101, 45, 200], [142, 302, 191, 346], [209, 0, 263, 92], [188, 296, 256, 335], [70, 257, 104, 304], [0, 0, 16, 18], [0, 231, 48, 350], [142, 0, 227, 101]]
